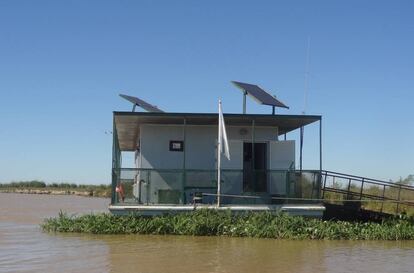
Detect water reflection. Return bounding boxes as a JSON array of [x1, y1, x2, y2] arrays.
[[105, 236, 325, 273], [56, 234, 414, 273]]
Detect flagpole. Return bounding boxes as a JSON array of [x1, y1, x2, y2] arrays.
[[217, 99, 222, 207]]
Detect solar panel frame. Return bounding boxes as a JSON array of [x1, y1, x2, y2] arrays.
[[232, 81, 289, 109], [119, 94, 164, 113]]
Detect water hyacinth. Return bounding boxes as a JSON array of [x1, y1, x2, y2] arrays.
[[41, 210, 414, 240]]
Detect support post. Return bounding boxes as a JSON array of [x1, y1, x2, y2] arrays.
[[380, 185, 386, 213], [359, 178, 365, 200], [217, 149, 221, 207], [111, 116, 116, 204], [251, 119, 255, 192], [346, 178, 352, 200], [300, 126, 303, 172], [111, 116, 119, 205], [319, 118, 323, 182], [396, 185, 402, 214], [321, 172, 327, 199], [146, 171, 150, 205], [243, 91, 247, 114], [217, 101, 222, 207], [182, 118, 187, 204], [272, 106, 275, 115]]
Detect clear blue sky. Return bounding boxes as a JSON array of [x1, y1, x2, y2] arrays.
[[0, 0, 413, 184]]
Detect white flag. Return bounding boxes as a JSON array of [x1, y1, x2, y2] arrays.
[[219, 100, 230, 160]]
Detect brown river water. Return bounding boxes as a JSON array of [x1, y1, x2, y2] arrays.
[[1, 193, 414, 273]]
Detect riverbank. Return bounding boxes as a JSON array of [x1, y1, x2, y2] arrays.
[[0, 188, 109, 197], [0, 181, 111, 197], [41, 210, 414, 240]]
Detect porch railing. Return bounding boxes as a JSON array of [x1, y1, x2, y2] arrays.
[[111, 168, 322, 205], [321, 170, 414, 214]]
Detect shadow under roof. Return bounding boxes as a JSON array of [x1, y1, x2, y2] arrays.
[[114, 112, 321, 151]]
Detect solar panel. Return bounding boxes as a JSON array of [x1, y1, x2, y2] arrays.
[[232, 81, 289, 109], [119, 94, 164, 112]]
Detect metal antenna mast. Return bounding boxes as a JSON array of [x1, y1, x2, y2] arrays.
[[303, 36, 311, 115], [300, 36, 311, 172]]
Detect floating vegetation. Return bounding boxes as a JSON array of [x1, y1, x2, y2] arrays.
[[41, 210, 414, 240]]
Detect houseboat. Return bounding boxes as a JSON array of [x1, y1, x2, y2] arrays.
[[109, 81, 325, 217]]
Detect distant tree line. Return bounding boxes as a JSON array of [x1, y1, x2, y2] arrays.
[[396, 175, 414, 185], [0, 180, 110, 189], [0, 180, 47, 188]]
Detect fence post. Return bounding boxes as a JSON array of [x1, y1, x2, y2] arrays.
[[310, 173, 315, 200], [380, 185, 386, 213], [321, 172, 327, 199], [317, 172, 322, 199], [286, 171, 291, 204], [346, 178, 352, 200], [359, 178, 364, 200], [396, 185, 402, 214], [146, 170, 150, 205], [111, 169, 116, 204]]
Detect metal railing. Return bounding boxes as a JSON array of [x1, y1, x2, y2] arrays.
[[111, 168, 322, 206], [111, 168, 414, 215], [321, 170, 414, 214]]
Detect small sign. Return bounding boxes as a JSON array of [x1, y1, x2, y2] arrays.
[[169, 140, 184, 152]]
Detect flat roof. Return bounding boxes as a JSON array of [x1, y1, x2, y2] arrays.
[[114, 112, 321, 151]]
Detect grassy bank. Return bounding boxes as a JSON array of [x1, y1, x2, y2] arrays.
[[0, 181, 111, 197], [41, 210, 414, 240]]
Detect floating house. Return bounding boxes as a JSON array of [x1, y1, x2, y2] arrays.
[[109, 82, 325, 217]]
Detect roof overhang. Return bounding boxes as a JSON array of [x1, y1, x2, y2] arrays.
[[114, 112, 321, 151]]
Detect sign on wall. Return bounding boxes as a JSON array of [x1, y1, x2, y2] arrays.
[[169, 140, 184, 152]]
